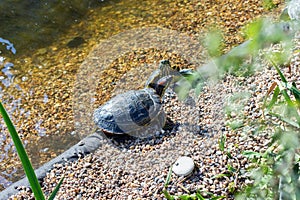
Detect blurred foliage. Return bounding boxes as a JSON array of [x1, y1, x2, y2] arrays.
[[224, 92, 251, 130], [236, 14, 300, 200], [236, 18, 300, 199], [263, 60, 300, 128], [236, 127, 300, 200], [214, 18, 293, 75], [174, 1, 300, 199], [237, 57, 300, 199], [203, 28, 224, 58], [263, 0, 277, 11]]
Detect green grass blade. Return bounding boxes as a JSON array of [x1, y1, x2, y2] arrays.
[[163, 166, 174, 199], [281, 89, 296, 107], [212, 173, 231, 179], [266, 86, 280, 110], [195, 191, 206, 200], [243, 151, 261, 159], [177, 194, 192, 200], [280, 89, 300, 124], [0, 102, 45, 200], [210, 196, 226, 200], [162, 189, 175, 200], [270, 59, 287, 83], [291, 83, 300, 107], [48, 176, 64, 200], [269, 111, 300, 128], [164, 166, 173, 187], [219, 134, 226, 151], [291, 82, 300, 97]]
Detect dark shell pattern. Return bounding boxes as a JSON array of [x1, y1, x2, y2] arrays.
[[93, 88, 165, 138]]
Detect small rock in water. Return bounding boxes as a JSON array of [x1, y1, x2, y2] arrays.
[[172, 156, 194, 176], [67, 36, 85, 48]]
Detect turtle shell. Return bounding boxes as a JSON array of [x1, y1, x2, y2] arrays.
[[93, 88, 166, 138]]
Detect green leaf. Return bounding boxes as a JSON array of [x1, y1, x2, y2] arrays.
[[195, 81, 205, 97], [269, 111, 300, 128], [263, 0, 276, 10], [271, 81, 300, 124], [178, 194, 194, 200], [164, 166, 173, 187], [281, 88, 295, 107], [266, 51, 290, 67], [280, 7, 290, 21], [291, 82, 300, 107], [270, 60, 287, 83], [265, 85, 280, 110], [244, 19, 263, 40], [176, 84, 192, 101], [210, 196, 226, 200], [227, 164, 236, 173], [0, 102, 45, 200], [195, 191, 206, 200], [163, 189, 175, 200], [291, 83, 300, 97], [226, 151, 233, 159], [292, 163, 300, 199], [280, 89, 300, 123], [204, 29, 224, 58], [212, 173, 231, 179], [48, 176, 64, 200], [219, 134, 226, 151], [243, 151, 261, 159], [228, 182, 236, 193], [226, 120, 244, 130], [279, 132, 299, 149]]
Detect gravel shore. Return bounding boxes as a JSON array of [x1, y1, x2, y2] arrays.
[[8, 36, 300, 198]]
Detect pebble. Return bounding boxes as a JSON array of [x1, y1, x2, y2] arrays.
[[172, 156, 195, 176]]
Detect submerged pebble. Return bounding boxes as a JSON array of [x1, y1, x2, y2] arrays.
[[67, 36, 85, 48]]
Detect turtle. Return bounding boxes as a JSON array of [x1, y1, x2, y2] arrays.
[[93, 60, 174, 138]]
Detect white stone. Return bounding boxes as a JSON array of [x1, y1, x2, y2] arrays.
[[172, 156, 195, 176]]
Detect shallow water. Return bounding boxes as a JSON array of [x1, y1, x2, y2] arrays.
[[0, 0, 109, 189], [0, 0, 283, 191], [0, 0, 105, 55]]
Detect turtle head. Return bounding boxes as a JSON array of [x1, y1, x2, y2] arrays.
[[145, 60, 172, 87], [148, 75, 173, 97], [159, 60, 174, 77], [159, 59, 171, 69]]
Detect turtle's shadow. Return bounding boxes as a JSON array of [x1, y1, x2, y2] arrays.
[[102, 117, 179, 150], [179, 122, 216, 137], [101, 117, 215, 151]]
